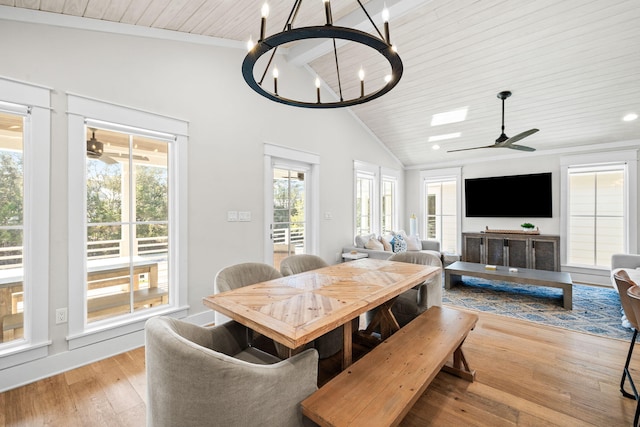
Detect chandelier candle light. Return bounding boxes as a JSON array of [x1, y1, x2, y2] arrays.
[[242, 0, 403, 108]]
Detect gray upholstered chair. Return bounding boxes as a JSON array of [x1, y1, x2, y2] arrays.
[[280, 254, 328, 277], [215, 262, 283, 294], [145, 316, 318, 427], [280, 254, 349, 359], [214, 262, 291, 357], [367, 251, 443, 328]]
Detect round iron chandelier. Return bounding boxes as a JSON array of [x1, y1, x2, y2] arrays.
[[242, 0, 403, 109]]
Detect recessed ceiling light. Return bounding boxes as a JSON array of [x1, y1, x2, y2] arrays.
[[430, 108, 468, 126], [623, 113, 638, 122], [432, 144, 440, 150], [428, 132, 461, 142]]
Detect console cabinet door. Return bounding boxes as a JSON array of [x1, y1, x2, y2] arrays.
[[505, 238, 528, 268], [485, 236, 505, 266], [462, 234, 484, 263], [531, 237, 559, 271]]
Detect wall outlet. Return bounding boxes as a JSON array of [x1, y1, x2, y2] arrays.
[[56, 307, 68, 324]]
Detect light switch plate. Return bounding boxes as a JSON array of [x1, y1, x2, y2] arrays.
[[239, 211, 251, 222], [227, 211, 238, 222]]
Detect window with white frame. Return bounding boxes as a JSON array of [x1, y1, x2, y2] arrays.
[[355, 170, 375, 236], [0, 78, 50, 368], [421, 168, 461, 254], [381, 176, 397, 234], [354, 161, 400, 237], [562, 151, 637, 269], [67, 95, 188, 348]]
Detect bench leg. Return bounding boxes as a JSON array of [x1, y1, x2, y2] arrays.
[[441, 340, 476, 382]]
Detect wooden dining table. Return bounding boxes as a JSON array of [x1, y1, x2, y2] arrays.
[[202, 258, 440, 369]]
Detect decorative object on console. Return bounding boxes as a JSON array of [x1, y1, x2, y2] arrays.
[[409, 213, 417, 236], [521, 222, 535, 231], [484, 226, 540, 235], [242, 1, 403, 109]]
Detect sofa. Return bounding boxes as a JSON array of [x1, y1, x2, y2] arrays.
[[343, 232, 442, 261], [611, 253, 640, 286]]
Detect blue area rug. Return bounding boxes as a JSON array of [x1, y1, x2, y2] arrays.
[[443, 277, 633, 341]]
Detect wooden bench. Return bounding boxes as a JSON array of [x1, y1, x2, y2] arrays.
[[301, 306, 478, 427]]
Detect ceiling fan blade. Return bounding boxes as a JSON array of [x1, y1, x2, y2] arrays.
[[447, 144, 496, 153], [504, 128, 539, 145], [102, 155, 118, 164], [507, 144, 536, 152]]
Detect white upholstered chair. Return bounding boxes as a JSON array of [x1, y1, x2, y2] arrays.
[[145, 316, 318, 427]]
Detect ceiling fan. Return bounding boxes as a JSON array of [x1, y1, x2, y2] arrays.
[[86, 129, 149, 164], [448, 91, 539, 153]]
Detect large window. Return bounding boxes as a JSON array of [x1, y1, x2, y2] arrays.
[[0, 78, 50, 368], [355, 171, 375, 236], [85, 127, 169, 323], [562, 151, 637, 269], [381, 176, 397, 234], [421, 168, 461, 254], [354, 162, 400, 236], [68, 95, 187, 348]]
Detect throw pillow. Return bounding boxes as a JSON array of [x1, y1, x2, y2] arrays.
[[405, 234, 421, 251], [365, 238, 384, 251], [355, 233, 376, 248], [392, 234, 407, 253], [379, 236, 392, 251]]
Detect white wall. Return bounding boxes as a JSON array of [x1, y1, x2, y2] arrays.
[[0, 17, 402, 389]]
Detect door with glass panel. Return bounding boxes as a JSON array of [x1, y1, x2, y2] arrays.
[[0, 111, 24, 343], [85, 127, 170, 323], [272, 167, 306, 270]]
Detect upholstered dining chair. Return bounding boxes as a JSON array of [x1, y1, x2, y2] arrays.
[[279, 254, 350, 359], [145, 316, 318, 427], [280, 254, 328, 277], [376, 251, 443, 328], [214, 262, 290, 357], [625, 283, 640, 426], [613, 270, 640, 403]]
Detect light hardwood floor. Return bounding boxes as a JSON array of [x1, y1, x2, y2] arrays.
[[1, 309, 638, 426]]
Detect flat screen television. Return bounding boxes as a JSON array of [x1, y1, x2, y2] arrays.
[[464, 172, 552, 218]]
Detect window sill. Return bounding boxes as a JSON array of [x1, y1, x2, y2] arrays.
[[0, 339, 51, 370], [67, 305, 189, 350]]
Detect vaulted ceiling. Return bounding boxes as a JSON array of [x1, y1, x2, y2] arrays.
[[3, 0, 639, 168]]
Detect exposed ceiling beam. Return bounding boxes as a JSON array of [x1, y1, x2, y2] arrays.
[[287, 0, 433, 66]]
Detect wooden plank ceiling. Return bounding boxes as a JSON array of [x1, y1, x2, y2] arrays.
[[2, 0, 639, 168]]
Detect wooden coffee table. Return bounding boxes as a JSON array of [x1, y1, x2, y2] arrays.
[[445, 261, 573, 309]]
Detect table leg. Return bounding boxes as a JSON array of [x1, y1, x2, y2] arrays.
[[342, 319, 353, 369], [445, 271, 461, 289], [563, 285, 573, 310]]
